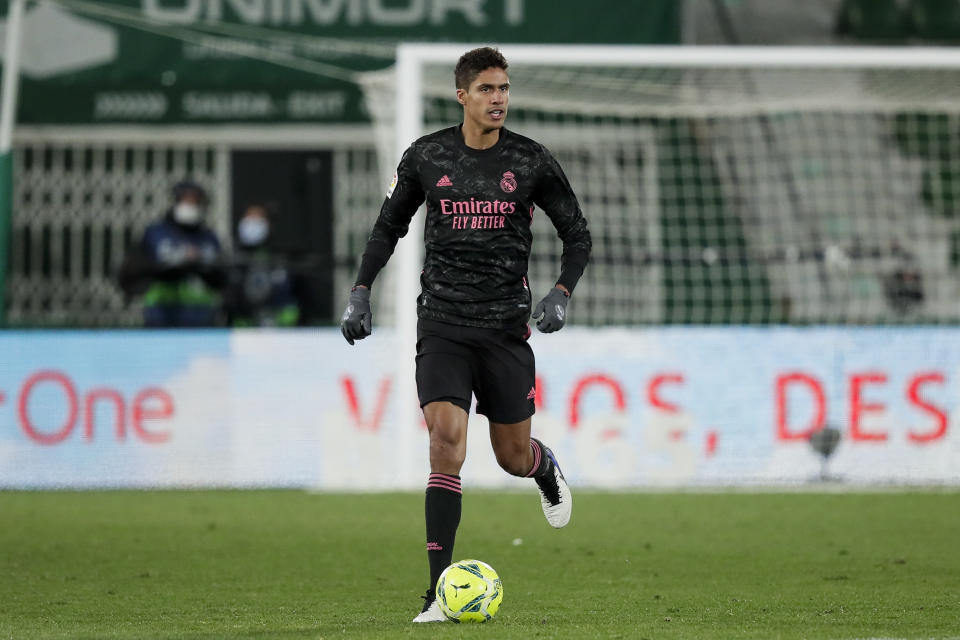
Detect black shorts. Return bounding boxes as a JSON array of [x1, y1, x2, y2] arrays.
[[415, 318, 536, 424]]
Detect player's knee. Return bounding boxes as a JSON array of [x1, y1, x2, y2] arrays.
[[431, 439, 465, 467], [429, 430, 465, 469]]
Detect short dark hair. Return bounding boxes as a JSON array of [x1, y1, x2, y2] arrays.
[[172, 179, 208, 205], [455, 47, 508, 90]]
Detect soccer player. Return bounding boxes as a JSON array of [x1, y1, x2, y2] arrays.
[[340, 46, 591, 623]]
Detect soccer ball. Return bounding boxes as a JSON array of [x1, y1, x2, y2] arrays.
[[436, 559, 503, 623]]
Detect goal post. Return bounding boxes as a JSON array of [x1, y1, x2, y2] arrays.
[[388, 43, 960, 326], [373, 43, 960, 459], [0, 0, 27, 326], [385, 44, 960, 328]]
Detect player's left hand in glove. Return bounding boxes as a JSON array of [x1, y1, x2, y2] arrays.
[[532, 286, 570, 333], [341, 286, 372, 345]]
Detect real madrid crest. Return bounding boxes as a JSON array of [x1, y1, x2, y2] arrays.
[[500, 171, 517, 193]]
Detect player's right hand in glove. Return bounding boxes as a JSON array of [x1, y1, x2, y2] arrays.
[[340, 286, 372, 345], [532, 286, 570, 333]]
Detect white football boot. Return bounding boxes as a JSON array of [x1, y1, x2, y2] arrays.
[[412, 591, 448, 623], [535, 447, 572, 528]]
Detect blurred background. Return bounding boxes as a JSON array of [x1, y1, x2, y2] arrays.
[[2, 0, 960, 489]]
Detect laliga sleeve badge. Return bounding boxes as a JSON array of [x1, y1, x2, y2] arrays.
[[386, 172, 398, 198]]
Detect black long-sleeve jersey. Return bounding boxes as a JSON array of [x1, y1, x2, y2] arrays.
[[355, 125, 591, 329]]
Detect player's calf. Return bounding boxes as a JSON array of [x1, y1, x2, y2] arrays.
[[493, 437, 534, 476]]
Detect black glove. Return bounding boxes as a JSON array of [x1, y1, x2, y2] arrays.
[[340, 286, 372, 345], [532, 287, 569, 333]]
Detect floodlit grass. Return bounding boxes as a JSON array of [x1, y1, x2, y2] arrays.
[[1, 490, 958, 639]]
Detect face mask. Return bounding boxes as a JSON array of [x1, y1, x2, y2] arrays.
[[173, 202, 202, 225], [238, 216, 269, 247]]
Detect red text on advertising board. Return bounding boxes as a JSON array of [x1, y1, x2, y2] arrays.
[[17, 370, 173, 445], [775, 370, 947, 443]]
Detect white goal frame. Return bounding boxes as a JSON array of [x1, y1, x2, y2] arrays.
[[389, 43, 960, 466]]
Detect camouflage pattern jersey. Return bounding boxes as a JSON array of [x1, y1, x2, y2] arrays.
[[356, 125, 592, 330]]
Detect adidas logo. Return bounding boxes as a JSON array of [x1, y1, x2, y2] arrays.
[[527, 387, 536, 400], [436, 175, 453, 187]]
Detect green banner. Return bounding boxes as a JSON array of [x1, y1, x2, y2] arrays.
[[5, 0, 680, 124], [0, 151, 10, 326]]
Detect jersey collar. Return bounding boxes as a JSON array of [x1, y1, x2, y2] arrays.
[[456, 124, 507, 156]]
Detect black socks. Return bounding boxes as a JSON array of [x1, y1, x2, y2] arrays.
[[423, 442, 553, 599], [526, 437, 553, 478], [425, 473, 462, 595]]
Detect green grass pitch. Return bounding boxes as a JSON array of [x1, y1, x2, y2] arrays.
[[1, 490, 958, 639]]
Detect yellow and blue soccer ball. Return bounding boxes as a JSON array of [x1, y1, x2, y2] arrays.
[[436, 559, 503, 622]]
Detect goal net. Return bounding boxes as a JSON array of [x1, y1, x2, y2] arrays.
[[364, 45, 960, 328]]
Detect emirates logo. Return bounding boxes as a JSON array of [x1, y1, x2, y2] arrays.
[[500, 171, 517, 193]]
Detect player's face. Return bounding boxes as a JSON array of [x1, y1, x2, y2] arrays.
[[457, 67, 509, 131]]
